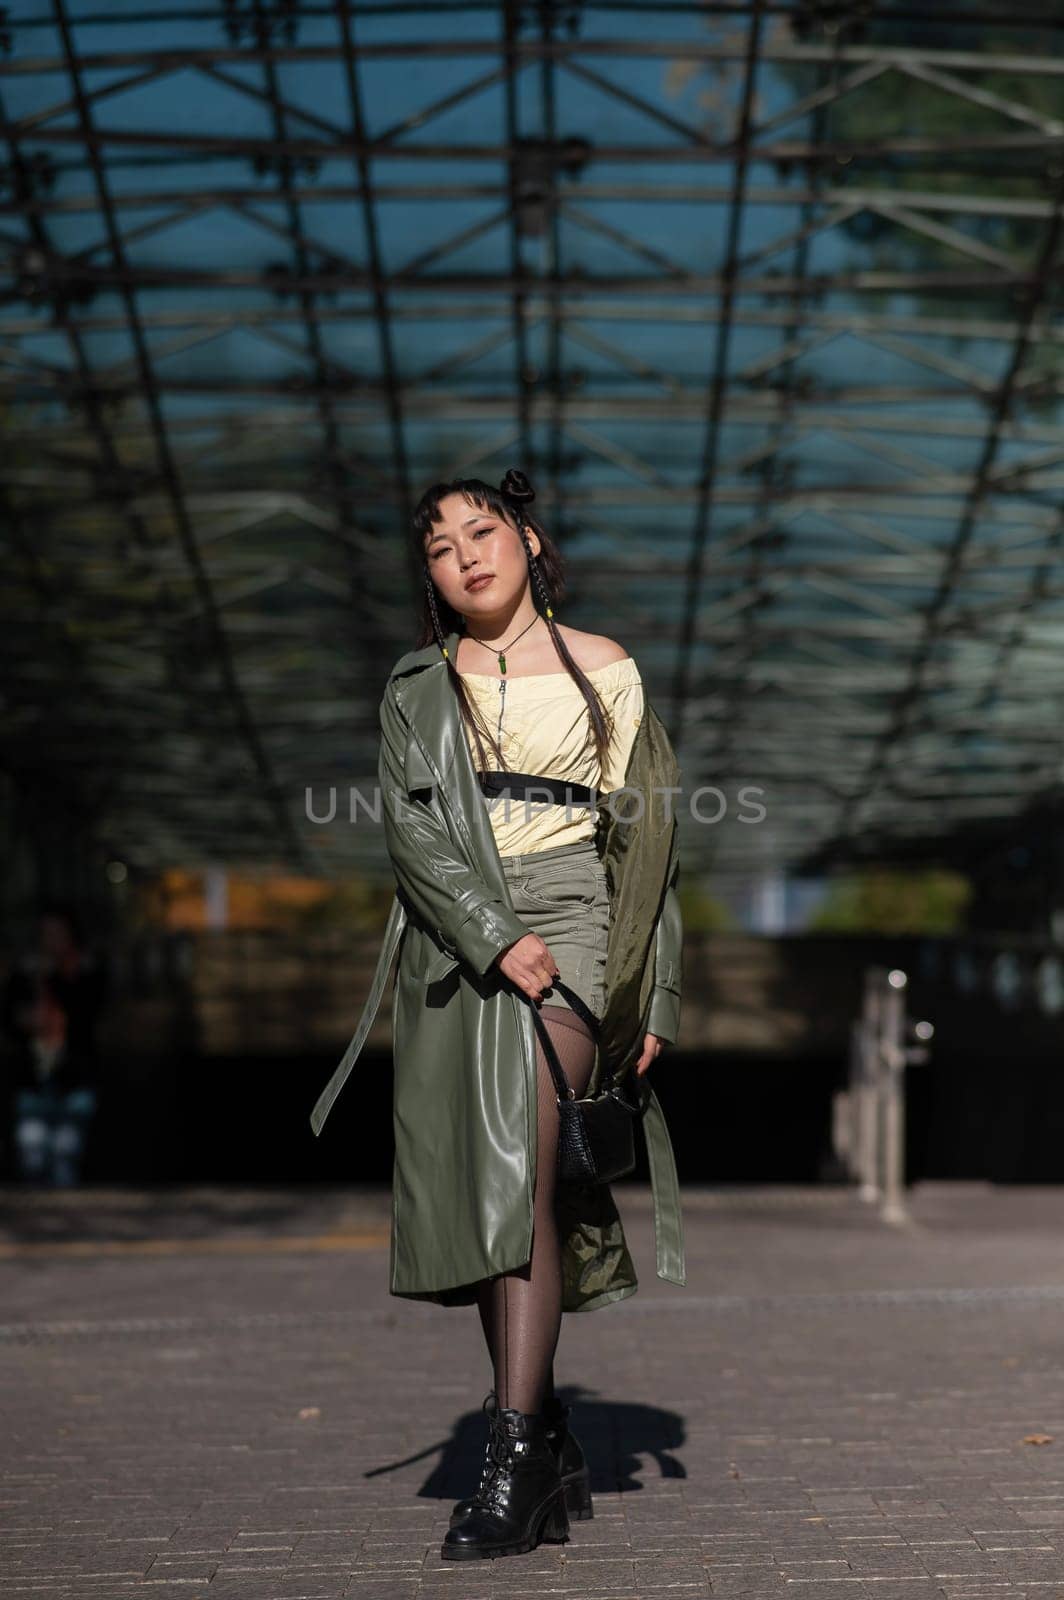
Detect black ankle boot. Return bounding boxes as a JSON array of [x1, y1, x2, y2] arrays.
[[449, 1393, 593, 1525], [542, 1395, 594, 1521], [441, 1405, 570, 1560]]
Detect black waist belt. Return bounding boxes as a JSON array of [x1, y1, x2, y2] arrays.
[[478, 769, 600, 808]]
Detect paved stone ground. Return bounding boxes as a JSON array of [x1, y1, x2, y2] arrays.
[[5, 1180, 1064, 1598]]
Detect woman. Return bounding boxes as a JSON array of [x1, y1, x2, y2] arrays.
[[309, 467, 686, 1562]]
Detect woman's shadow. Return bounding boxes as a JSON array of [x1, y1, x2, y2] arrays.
[[364, 1385, 687, 1501]]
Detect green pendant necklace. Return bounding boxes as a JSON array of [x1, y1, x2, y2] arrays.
[[466, 614, 541, 744]]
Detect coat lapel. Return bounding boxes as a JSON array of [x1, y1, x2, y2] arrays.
[[391, 628, 516, 907]]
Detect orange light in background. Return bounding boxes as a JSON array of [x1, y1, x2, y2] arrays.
[[138, 869, 338, 932]]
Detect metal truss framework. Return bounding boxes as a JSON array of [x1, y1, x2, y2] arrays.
[[2, 0, 1063, 888]]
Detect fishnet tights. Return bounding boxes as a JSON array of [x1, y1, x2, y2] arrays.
[[474, 1006, 597, 1415]]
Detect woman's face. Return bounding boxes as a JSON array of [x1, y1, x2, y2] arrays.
[[424, 492, 540, 621]]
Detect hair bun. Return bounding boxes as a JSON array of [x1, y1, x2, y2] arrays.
[[499, 467, 535, 504]]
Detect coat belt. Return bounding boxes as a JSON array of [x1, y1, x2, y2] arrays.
[[640, 1083, 686, 1285], [308, 891, 407, 1140]]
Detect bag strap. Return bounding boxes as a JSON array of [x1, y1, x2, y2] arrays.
[[549, 975, 601, 1037], [526, 998, 576, 1102], [522, 976, 601, 1104]]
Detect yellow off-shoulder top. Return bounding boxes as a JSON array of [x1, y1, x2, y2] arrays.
[[458, 655, 644, 857]]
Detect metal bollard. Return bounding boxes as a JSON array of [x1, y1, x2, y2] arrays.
[[838, 966, 933, 1223]]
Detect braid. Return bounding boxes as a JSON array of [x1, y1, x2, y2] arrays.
[[497, 466, 556, 630], [514, 516, 558, 634], [423, 562, 500, 771], [423, 566, 451, 659], [507, 492, 617, 769]]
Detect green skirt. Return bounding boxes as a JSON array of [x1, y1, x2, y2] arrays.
[[497, 835, 610, 1021]]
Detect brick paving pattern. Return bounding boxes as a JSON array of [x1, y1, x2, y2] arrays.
[[4, 1180, 1064, 1597]]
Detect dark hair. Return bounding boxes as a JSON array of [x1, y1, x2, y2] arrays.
[[412, 468, 614, 774]]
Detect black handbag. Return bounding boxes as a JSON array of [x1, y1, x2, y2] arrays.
[[525, 976, 643, 1186]]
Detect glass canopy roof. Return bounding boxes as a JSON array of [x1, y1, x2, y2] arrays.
[[3, 1, 1063, 889]]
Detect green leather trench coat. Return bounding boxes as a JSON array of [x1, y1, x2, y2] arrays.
[[309, 628, 686, 1313]]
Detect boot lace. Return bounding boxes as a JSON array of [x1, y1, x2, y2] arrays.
[[471, 1414, 518, 1510]]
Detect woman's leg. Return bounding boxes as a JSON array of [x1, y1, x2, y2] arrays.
[[13, 1088, 56, 1184], [475, 1007, 596, 1414], [51, 1088, 97, 1187]]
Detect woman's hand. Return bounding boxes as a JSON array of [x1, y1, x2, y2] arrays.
[[495, 933, 560, 1005], [634, 1032, 666, 1077]]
